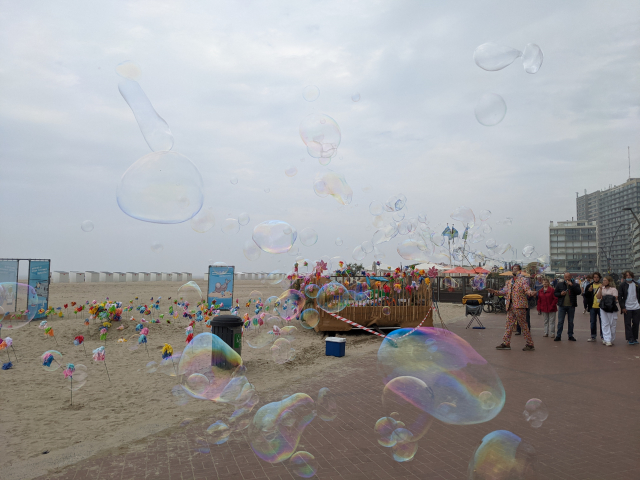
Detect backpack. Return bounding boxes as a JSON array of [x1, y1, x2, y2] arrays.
[[600, 294, 618, 313]]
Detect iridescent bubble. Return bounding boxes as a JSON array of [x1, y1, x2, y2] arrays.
[[117, 151, 203, 223], [397, 239, 429, 262], [0, 283, 39, 329], [115, 60, 141, 80], [206, 420, 231, 444], [177, 333, 244, 402], [335, 237, 343, 246], [186, 373, 210, 395], [352, 245, 366, 261], [300, 308, 320, 329], [304, 284, 320, 299], [81, 220, 94, 232], [471, 274, 487, 291], [316, 282, 350, 314], [370, 201, 384, 216], [285, 166, 298, 177], [522, 43, 543, 74], [243, 240, 261, 261], [391, 429, 419, 462], [302, 85, 320, 102], [271, 337, 295, 364], [41, 350, 63, 372], [381, 377, 434, 445], [450, 206, 475, 226], [468, 430, 538, 479], [253, 220, 297, 254], [172, 385, 189, 406], [178, 281, 203, 305], [300, 113, 341, 159], [479, 391, 497, 410], [374, 416, 399, 447], [361, 241, 374, 254], [475, 93, 507, 126], [317, 387, 337, 421], [300, 228, 318, 246], [473, 43, 522, 71], [230, 177, 238, 185], [313, 171, 353, 205], [289, 451, 318, 478], [245, 315, 279, 349], [277, 290, 305, 321], [522, 245, 536, 258], [523, 398, 548, 428], [485, 239, 497, 249], [377, 327, 505, 425], [351, 93, 361, 102], [238, 212, 250, 226], [190, 207, 215, 233], [221, 218, 240, 234], [318, 157, 331, 166], [249, 393, 316, 463]]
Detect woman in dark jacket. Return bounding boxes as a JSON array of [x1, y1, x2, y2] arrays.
[[537, 278, 558, 337]]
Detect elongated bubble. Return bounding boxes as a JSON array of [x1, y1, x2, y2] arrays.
[[473, 43, 522, 71], [118, 79, 173, 152], [313, 171, 353, 205]]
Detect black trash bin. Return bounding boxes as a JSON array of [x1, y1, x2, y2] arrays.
[[210, 315, 243, 356]]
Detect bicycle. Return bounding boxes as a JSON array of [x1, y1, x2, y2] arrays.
[[483, 293, 507, 314]]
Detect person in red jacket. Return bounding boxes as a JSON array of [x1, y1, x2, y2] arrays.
[[537, 278, 558, 337]]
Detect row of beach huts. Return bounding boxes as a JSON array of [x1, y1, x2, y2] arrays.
[[51, 271, 287, 283]]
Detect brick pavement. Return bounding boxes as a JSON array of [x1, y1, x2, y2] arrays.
[[35, 309, 640, 480]]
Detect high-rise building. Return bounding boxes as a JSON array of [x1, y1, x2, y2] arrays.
[[576, 178, 640, 274], [549, 221, 598, 274]]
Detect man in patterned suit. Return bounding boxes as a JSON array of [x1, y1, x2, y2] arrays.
[[488, 264, 537, 351]]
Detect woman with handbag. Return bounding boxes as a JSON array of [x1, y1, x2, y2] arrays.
[[596, 276, 619, 346]]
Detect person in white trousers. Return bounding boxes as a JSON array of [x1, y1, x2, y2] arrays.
[[596, 276, 619, 346]]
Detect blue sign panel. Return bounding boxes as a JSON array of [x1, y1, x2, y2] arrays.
[[207, 265, 235, 310], [29, 260, 50, 319]]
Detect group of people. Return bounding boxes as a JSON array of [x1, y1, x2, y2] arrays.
[[487, 265, 640, 351]]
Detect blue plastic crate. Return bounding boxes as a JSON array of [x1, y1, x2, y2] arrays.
[[325, 337, 346, 357]]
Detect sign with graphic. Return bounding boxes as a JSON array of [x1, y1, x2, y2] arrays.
[[28, 260, 50, 320], [207, 265, 234, 310]]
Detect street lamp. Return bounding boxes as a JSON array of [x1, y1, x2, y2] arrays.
[[602, 223, 628, 274]]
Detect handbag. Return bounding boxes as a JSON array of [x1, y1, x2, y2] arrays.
[[600, 294, 618, 313]]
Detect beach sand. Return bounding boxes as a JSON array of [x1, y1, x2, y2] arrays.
[[0, 280, 465, 480]]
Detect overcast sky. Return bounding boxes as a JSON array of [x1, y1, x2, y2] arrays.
[[1, 0, 639, 277]]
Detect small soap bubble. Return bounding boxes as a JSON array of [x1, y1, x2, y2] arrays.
[[522, 43, 543, 74], [382, 306, 391, 315], [361, 241, 374, 254], [299, 228, 318, 246], [264, 188, 270, 193], [302, 85, 320, 102], [190, 207, 215, 233], [289, 451, 318, 478], [304, 284, 320, 299], [271, 337, 295, 364], [221, 218, 240, 234], [243, 240, 261, 261], [230, 176, 238, 185], [351, 93, 361, 102], [479, 210, 491, 221], [352, 245, 366, 261], [370, 201, 384, 216], [41, 350, 63, 372], [473, 43, 522, 71], [81, 220, 94, 232], [238, 212, 250, 226], [285, 166, 298, 177], [151, 242, 163, 253], [206, 420, 231, 444], [468, 430, 537, 479], [313, 171, 352, 205], [335, 237, 343, 246], [475, 93, 507, 126]]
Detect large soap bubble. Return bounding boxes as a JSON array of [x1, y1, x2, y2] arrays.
[[473, 43, 522, 71], [177, 333, 244, 402], [451, 206, 475, 226], [277, 290, 305, 321], [522, 43, 543, 74], [299, 228, 318, 246], [475, 93, 507, 126], [270, 338, 295, 364], [316, 282, 350, 314], [377, 327, 505, 425], [0, 283, 39, 329], [244, 315, 280, 349], [118, 78, 174, 152], [299, 113, 341, 159], [178, 281, 203, 306], [117, 151, 204, 223], [249, 393, 316, 463], [313, 171, 353, 205], [468, 430, 538, 479], [252, 220, 297, 254]]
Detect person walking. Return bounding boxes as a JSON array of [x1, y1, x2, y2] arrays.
[[584, 272, 602, 342], [618, 270, 640, 345], [488, 264, 536, 351], [581, 274, 593, 314], [554, 272, 582, 341], [597, 276, 619, 346], [537, 278, 558, 337]]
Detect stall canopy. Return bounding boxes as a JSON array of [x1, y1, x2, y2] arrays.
[[443, 267, 490, 275]]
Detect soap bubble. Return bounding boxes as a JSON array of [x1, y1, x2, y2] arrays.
[[81, 220, 94, 232], [523, 398, 548, 428], [66, 364, 88, 391], [277, 290, 305, 321], [479, 210, 491, 221], [271, 338, 295, 364], [393, 211, 406, 222], [361, 240, 374, 254], [118, 78, 174, 152], [313, 171, 353, 205], [206, 420, 231, 444], [245, 315, 278, 349], [468, 430, 538, 479], [471, 232, 484, 244], [479, 391, 497, 410], [373, 215, 385, 228], [177, 333, 244, 402], [285, 166, 298, 177], [0, 283, 39, 329], [304, 284, 320, 299], [317, 387, 337, 421], [482, 224, 492, 234], [475, 93, 507, 126], [471, 274, 487, 291], [300, 113, 341, 159], [522, 43, 543, 74], [391, 430, 419, 462], [235, 212, 250, 226], [374, 417, 399, 447], [302, 85, 320, 102], [249, 393, 316, 463], [117, 151, 203, 223], [522, 245, 536, 258], [377, 327, 505, 425], [300, 308, 320, 329], [473, 43, 522, 71], [41, 350, 63, 372], [319, 157, 331, 166], [335, 237, 343, 246], [351, 93, 361, 102], [243, 240, 261, 261], [190, 207, 215, 233], [486, 239, 497, 249], [178, 281, 203, 305], [450, 206, 475, 226], [370, 201, 384, 216], [264, 271, 284, 286], [397, 239, 429, 262], [186, 373, 210, 395], [150, 241, 163, 253], [381, 377, 434, 445], [300, 228, 318, 246], [352, 245, 366, 261], [316, 282, 350, 314], [221, 218, 240, 234], [253, 220, 297, 254], [230, 177, 238, 185], [115, 60, 141, 80], [289, 451, 318, 478], [172, 385, 189, 406], [146, 361, 158, 374]]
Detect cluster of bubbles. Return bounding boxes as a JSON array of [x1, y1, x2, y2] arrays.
[[313, 171, 353, 205], [523, 398, 548, 428], [300, 113, 341, 161]]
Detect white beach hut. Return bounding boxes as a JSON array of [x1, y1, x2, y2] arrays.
[[85, 271, 100, 282], [126, 272, 139, 282], [151, 272, 162, 281], [182, 272, 192, 281], [161, 272, 173, 281], [53, 271, 69, 283], [100, 272, 114, 282], [114, 272, 127, 282], [139, 272, 151, 281], [70, 272, 85, 283], [172, 272, 183, 282]]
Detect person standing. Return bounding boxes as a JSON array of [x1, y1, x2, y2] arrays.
[[554, 272, 582, 341], [581, 274, 593, 314], [618, 270, 640, 345], [597, 276, 619, 346], [537, 278, 558, 337], [584, 272, 602, 342], [488, 264, 536, 351]]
